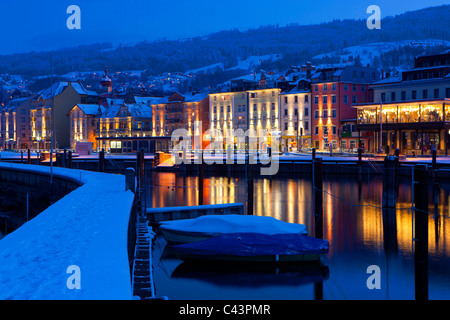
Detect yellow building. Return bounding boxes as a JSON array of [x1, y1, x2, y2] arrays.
[[68, 104, 105, 150], [209, 88, 282, 150], [97, 103, 153, 153]]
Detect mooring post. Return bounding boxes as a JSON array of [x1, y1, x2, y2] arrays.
[[125, 167, 136, 193], [198, 159, 204, 206], [382, 155, 399, 209], [313, 157, 323, 239], [432, 149, 437, 170], [414, 164, 429, 301], [140, 149, 145, 180], [247, 154, 254, 216], [358, 147, 363, 175], [99, 150, 105, 172], [63, 148, 67, 168], [68, 151, 72, 169]]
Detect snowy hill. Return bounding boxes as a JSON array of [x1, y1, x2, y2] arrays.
[[312, 39, 450, 69], [227, 54, 283, 71]]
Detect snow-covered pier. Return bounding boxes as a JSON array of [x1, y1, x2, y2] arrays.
[[0, 163, 135, 300]]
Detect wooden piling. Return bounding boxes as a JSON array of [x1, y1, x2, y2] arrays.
[[313, 157, 323, 239], [68, 151, 72, 169], [198, 160, 204, 206], [247, 154, 254, 216], [99, 150, 105, 172], [382, 156, 397, 208], [414, 164, 429, 301]]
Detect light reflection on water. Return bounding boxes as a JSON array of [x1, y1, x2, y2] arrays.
[[148, 171, 450, 300]]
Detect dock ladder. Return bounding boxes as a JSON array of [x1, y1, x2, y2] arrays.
[[367, 156, 384, 174]]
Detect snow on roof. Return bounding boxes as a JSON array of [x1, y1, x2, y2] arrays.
[[76, 104, 105, 116], [184, 93, 208, 102], [101, 105, 121, 118], [106, 98, 124, 106], [127, 104, 152, 118], [372, 75, 403, 85], [38, 82, 91, 100], [0, 163, 134, 299], [134, 96, 166, 105], [281, 88, 310, 95]]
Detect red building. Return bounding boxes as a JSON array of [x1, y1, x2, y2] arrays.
[[311, 65, 380, 152]]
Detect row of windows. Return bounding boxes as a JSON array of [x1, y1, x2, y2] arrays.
[[381, 88, 450, 102], [312, 124, 356, 136], [283, 95, 309, 104], [314, 95, 359, 104], [314, 83, 366, 92], [283, 121, 309, 131], [314, 126, 337, 136], [282, 108, 309, 117], [212, 91, 278, 101], [314, 109, 337, 119]]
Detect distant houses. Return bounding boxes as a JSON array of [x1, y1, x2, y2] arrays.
[[1, 50, 450, 155]]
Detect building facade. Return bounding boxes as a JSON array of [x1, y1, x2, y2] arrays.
[[151, 92, 209, 152], [354, 99, 450, 155], [280, 80, 312, 151], [311, 65, 380, 151], [68, 104, 105, 150], [354, 50, 450, 155], [97, 103, 153, 153], [31, 82, 98, 150]]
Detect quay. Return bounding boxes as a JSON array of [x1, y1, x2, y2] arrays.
[[4, 149, 449, 178]]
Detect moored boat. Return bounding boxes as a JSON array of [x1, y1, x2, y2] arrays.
[[158, 214, 308, 244], [168, 232, 329, 264]]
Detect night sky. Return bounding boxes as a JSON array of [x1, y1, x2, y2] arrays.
[[1, 0, 449, 54]]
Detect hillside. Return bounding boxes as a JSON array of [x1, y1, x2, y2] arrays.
[[0, 4, 449, 78]]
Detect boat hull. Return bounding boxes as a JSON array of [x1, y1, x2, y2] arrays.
[[171, 250, 324, 264], [168, 232, 329, 264], [159, 228, 219, 244]]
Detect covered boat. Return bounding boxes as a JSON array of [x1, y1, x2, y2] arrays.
[[169, 232, 329, 264], [158, 214, 308, 244]]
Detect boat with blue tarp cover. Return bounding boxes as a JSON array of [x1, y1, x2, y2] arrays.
[[158, 214, 308, 244], [169, 233, 329, 263]]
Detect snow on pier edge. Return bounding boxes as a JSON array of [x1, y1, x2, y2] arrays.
[[0, 163, 135, 300]]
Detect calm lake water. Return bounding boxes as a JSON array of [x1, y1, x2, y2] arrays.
[[147, 171, 450, 300], [0, 181, 52, 240]]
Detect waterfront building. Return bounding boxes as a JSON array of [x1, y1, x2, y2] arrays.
[[151, 92, 209, 152], [354, 98, 450, 155], [279, 81, 312, 151], [30, 82, 98, 150], [68, 104, 105, 150], [97, 103, 153, 153], [0, 96, 34, 149], [0, 104, 16, 150], [354, 50, 450, 155], [209, 88, 282, 151], [311, 65, 380, 151]]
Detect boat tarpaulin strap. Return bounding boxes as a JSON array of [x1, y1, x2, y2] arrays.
[[170, 233, 329, 257]]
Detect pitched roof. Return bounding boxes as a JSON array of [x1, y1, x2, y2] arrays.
[[184, 92, 208, 102], [127, 104, 152, 118], [37, 82, 94, 100], [101, 105, 121, 118], [76, 104, 105, 116]]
